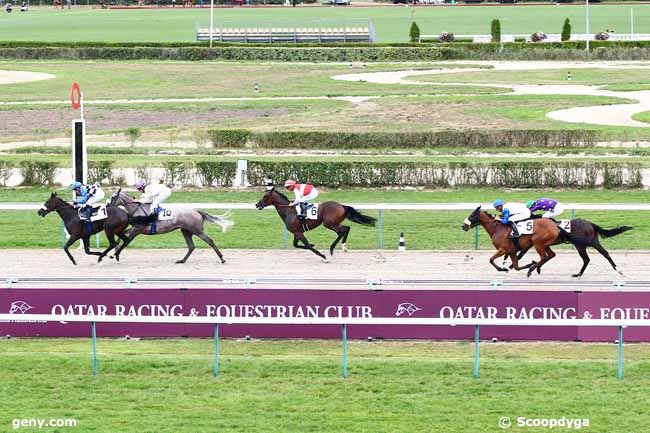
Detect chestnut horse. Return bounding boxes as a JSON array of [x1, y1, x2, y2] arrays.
[[255, 187, 376, 260], [462, 206, 578, 277]]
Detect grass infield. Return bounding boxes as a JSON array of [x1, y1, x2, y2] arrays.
[[0, 5, 649, 43], [1, 338, 649, 432]]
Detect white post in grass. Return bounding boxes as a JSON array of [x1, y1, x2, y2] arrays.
[[209, 0, 214, 48], [631, 8, 634, 40], [585, 0, 590, 53]]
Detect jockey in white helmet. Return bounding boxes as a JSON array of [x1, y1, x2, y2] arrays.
[[284, 179, 318, 221], [135, 180, 172, 217]]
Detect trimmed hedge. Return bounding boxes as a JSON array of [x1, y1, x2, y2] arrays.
[[247, 161, 642, 188], [206, 129, 602, 149], [20, 161, 58, 186], [2, 43, 650, 61]]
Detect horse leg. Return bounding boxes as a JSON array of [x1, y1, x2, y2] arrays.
[[489, 249, 509, 272], [527, 244, 551, 278], [294, 234, 326, 260], [340, 226, 351, 252], [82, 236, 102, 257], [98, 232, 118, 263], [572, 244, 591, 278], [325, 224, 347, 256], [535, 246, 556, 275], [114, 228, 142, 261], [593, 241, 621, 275], [508, 253, 535, 271], [196, 231, 226, 264], [509, 245, 532, 269], [63, 236, 79, 266], [176, 228, 196, 264]]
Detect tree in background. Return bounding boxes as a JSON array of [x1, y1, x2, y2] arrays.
[[491, 18, 501, 43], [561, 18, 572, 42], [410, 22, 421, 43]]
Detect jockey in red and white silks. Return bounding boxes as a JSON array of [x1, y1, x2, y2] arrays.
[[284, 179, 318, 219]]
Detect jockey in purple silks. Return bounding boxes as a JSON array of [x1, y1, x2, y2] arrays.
[[527, 198, 564, 220]]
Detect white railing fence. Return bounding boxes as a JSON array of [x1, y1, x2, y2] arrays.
[[0, 313, 640, 379]]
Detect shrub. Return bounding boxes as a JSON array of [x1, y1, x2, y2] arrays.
[[207, 129, 251, 148], [20, 161, 58, 185], [595, 32, 610, 41], [0, 160, 11, 186], [88, 160, 114, 185], [561, 18, 571, 42], [163, 161, 192, 187], [531, 32, 548, 43], [195, 161, 237, 187], [439, 32, 455, 43], [125, 127, 141, 147], [409, 22, 421, 43], [491, 19, 501, 43]]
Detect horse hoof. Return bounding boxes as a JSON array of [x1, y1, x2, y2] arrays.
[[499, 268, 509, 273], [175, 260, 185, 264], [220, 259, 226, 264], [572, 273, 582, 278]]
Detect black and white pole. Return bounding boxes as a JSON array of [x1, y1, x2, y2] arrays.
[[254, 82, 259, 93], [567, 71, 572, 81], [265, 177, 274, 190], [70, 82, 86, 187], [398, 232, 405, 252]]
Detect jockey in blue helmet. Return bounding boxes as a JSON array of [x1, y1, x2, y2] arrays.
[[493, 198, 531, 239], [71, 181, 105, 221]]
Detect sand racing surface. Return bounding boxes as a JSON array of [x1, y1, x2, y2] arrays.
[[1, 249, 647, 290], [0, 70, 54, 85]]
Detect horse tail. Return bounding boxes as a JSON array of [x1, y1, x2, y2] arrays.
[[198, 210, 234, 233], [344, 206, 376, 227], [592, 223, 633, 238]]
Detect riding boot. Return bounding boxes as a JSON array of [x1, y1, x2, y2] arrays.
[[80, 206, 92, 221], [299, 202, 307, 219], [509, 221, 520, 239]]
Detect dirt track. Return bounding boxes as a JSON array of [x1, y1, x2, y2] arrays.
[[0, 249, 646, 290]]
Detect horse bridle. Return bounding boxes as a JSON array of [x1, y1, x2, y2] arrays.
[[40, 198, 72, 215]]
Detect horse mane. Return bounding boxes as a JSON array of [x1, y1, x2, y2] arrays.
[[273, 189, 290, 203]]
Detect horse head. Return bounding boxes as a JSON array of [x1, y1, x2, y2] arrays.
[[38, 192, 66, 217], [255, 188, 275, 210], [462, 206, 482, 231], [109, 187, 122, 207]]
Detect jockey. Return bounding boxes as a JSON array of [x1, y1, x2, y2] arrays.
[[527, 198, 564, 220], [284, 179, 318, 221], [493, 199, 531, 239], [71, 181, 105, 221], [135, 180, 172, 217]]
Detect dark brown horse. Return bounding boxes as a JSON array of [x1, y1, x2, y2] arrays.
[[513, 218, 632, 277], [462, 206, 578, 277], [37, 192, 129, 265], [255, 187, 376, 260]]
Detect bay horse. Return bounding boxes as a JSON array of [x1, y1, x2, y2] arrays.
[[255, 187, 376, 260], [513, 218, 632, 277], [109, 188, 234, 264], [462, 206, 580, 277], [37, 192, 129, 265]]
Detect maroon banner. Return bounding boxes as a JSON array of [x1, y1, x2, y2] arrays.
[[1, 289, 649, 341]]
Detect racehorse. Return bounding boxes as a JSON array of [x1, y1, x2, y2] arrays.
[[108, 188, 234, 264], [462, 206, 581, 277], [255, 186, 376, 260], [513, 218, 632, 277], [37, 192, 129, 265]]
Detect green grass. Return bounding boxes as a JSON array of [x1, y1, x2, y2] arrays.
[[412, 68, 650, 90], [1, 338, 649, 432], [0, 5, 649, 43], [2, 188, 645, 250], [632, 110, 650, 124]]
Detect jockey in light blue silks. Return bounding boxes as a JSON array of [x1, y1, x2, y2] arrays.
[[493, 198, 531, 239], [71, 181, 105, 221]]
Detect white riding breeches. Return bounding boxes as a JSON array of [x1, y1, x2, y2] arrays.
[[149, 190, 172, 211], [509, 209, 531, 223], [542, 203, 564, 219], [85, 189, 105, 207]]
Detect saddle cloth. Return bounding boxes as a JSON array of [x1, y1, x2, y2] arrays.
[[89, 204, 108, 222], [156, 206, 174, 221], [295, 203, 319, 220], [515, 220, 534, 235]]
